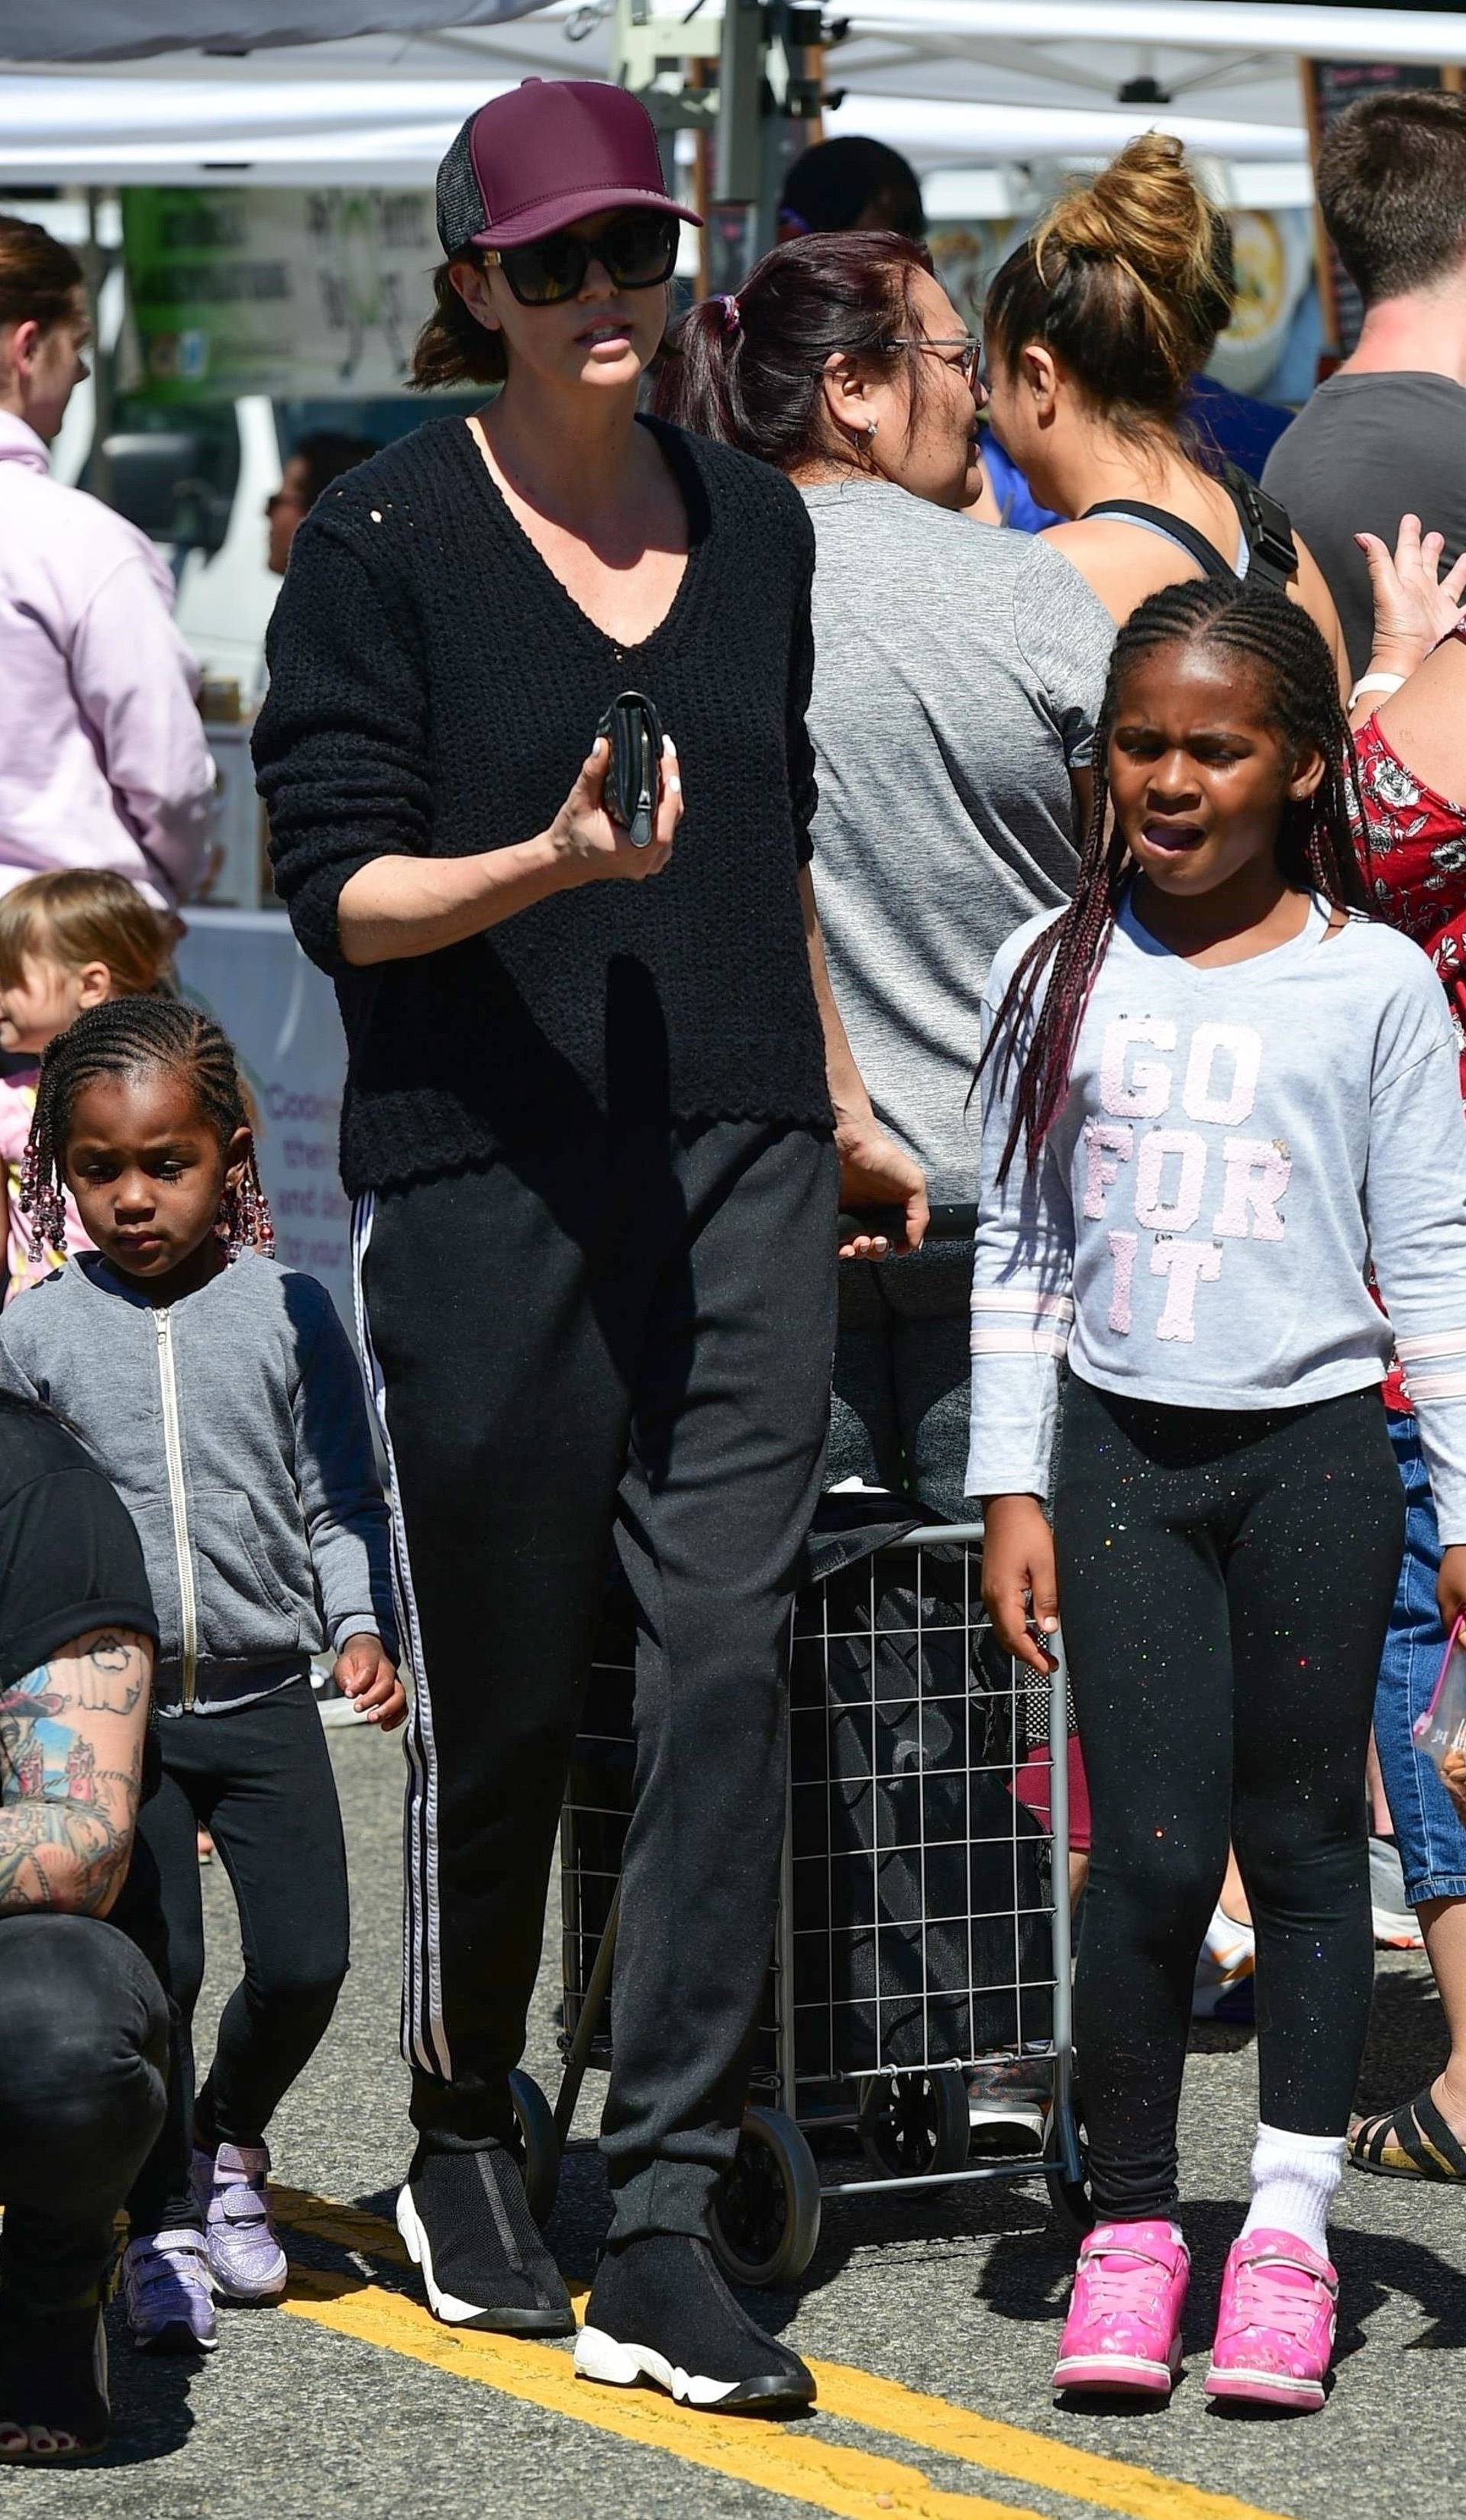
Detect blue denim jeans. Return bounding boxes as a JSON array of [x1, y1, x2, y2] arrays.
[[1373, 1410, 1466, 1907]]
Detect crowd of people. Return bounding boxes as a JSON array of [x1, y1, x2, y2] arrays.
[[0, 62, 1464, 2462]]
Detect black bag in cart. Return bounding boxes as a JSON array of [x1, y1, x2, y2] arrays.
[[787, 1496, 1054, 2082]]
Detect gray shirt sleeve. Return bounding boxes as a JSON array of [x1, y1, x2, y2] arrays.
[[1366, 1016, 1466, 1546], [292, 1288, 399, 1659], [1009, 539, 1115, 772]]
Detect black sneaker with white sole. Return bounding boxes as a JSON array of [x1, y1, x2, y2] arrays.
[[396, 2140, 574, 2335], [574, 2234, 815, 2414]]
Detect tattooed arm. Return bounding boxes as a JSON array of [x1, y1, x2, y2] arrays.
[[0, 1628, 153, 1917]]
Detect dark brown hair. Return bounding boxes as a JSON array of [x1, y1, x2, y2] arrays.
[[1319, 89, 1466, 305], [981, 577, 1368, 1183], [0, 215, 84, 336], [411, 250, 506, 390], [654, 229, 934, 473], [984, 134, 1234, 435]]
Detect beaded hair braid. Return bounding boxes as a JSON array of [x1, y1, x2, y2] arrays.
[[21, 997, 275, 1265], [983, 576, 1368, 1184]]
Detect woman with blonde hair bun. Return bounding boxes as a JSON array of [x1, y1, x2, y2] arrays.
[[984, 134, 1348, 684]]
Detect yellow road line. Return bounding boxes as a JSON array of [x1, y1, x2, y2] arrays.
[[804, 2368, 1293, 2520], [283, 2266, 1047, 2520], [273, 2189, 1296, 2520]]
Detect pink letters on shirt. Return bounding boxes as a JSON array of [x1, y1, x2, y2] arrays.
[[1213, 1137, 1290, 1240], [1081, 1120, 1134, 1219], [1152, 1238, 1224, 1340], [1092, 1016, 1281, 1342], [1135, 1129, 1207, 1232], [1107, 1230, 1138, 1333], [1181, 1023, 1261, 1125], [1100, 1016, 1175, 1118]]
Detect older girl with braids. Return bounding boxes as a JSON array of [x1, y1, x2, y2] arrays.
[[970, 577, 1466, 2414], [0, 997, 402, 2354]]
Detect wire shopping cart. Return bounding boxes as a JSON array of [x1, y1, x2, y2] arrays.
[[509, 1503, 1089, 2283]]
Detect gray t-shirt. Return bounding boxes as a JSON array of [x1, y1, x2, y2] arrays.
[[969, 896, 1466, 1536], [1262, 371, 1466, 677], [800, 480, 1113, 1203]]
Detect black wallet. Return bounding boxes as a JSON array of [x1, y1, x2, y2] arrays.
[[596, 690, 664, 848]]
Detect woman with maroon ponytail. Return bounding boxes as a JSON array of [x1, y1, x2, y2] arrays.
[[658, 233, 1115, 1518]]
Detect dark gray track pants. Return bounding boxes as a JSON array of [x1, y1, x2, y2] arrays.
[[355, 1119, 837, 2240]]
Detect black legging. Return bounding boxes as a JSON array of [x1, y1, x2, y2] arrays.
[[127, 1677, 350, 2231], [1054, 1374, 1404, 2221]]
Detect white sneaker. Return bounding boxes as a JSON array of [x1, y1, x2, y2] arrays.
[[1370, 1835, 1424, 1950], [1193, 1902, 1256, 2020]]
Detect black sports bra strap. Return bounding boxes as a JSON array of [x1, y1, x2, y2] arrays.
[[1080, 499, 1235, 580]]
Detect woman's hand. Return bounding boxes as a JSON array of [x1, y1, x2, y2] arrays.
[[548, 735, 682, 885], [981, 1494, 1060, 1675], [834, 1117, 929, 1255], [1355, 513, 1466, 686], [334, 1633, 408, 1732]]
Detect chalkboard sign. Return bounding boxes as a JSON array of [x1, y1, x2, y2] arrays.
[[1303, 58, 1463, 354]]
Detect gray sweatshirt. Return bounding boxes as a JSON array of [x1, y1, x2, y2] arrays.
[[0, 1251, 397, 1711], [967, 895, 1466, 1540]]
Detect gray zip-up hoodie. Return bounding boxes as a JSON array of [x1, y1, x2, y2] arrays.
[[0, 1250, 397, 1712]]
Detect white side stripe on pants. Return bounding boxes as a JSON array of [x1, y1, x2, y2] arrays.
[[351, 1191, 451, 2079]]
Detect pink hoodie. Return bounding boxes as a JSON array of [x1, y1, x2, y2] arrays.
[[0, 412, 215, 908]]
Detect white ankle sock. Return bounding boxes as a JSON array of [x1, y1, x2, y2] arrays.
[[1238, 2122, 1343, 2258]]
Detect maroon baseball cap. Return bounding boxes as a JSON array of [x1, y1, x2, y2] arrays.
[[436, 79, 701, 257]]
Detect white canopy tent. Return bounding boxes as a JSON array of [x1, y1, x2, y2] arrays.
[[0, 5, 1462, 196], [0, 2, 546, 63]]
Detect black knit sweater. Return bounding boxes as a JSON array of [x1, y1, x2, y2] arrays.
[[253, 415, 831, 1196]]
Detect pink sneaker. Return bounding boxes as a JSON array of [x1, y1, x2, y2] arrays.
[[1052, 2221, 1190, 2396], [1204, 2228, 1337, 2414]]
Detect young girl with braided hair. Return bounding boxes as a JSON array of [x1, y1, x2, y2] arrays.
[[971, 576, 1466, 2413], [0, 997, 403, 2354]]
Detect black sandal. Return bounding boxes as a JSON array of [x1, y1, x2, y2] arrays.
[[0, 2301, 108, 2462], [1349, 2085, 1466, 2182]]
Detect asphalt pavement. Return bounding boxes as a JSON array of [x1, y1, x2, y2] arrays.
[[15, 1724, 1465, 2520]]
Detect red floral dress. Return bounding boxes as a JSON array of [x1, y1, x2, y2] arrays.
[[1352, 635, 1466, 1410]]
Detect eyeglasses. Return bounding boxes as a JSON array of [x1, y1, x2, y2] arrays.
[[485, 210, 680, 308], [883, 334, 986, 399]]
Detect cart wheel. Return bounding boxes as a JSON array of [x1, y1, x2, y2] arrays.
[[709, 2106, 822, 2287], [859, 2068, 970, 2179], [1041, 2091, 1093, 2244], [509, 2069, 561, 2228]]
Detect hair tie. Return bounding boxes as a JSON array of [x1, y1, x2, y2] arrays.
[[717, 292, 741, 335]]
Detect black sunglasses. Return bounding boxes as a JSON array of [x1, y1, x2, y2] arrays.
[[485, 210, 680, 308]]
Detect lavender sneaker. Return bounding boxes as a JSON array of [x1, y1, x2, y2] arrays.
[[190, 2143, 288, 2305], [123, 2229, 218, 2354]]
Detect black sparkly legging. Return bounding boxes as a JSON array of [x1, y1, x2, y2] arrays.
[[1054, 1372, 1405, 2221]]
